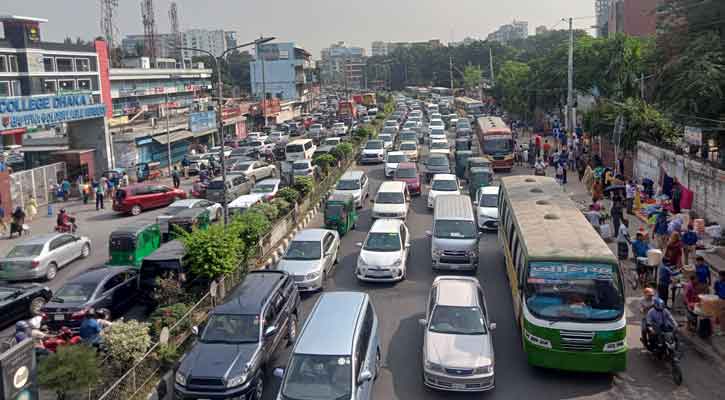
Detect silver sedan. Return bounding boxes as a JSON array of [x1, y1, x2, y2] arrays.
[[0, 233, 92, 281]]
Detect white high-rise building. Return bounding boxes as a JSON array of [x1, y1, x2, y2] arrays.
[[181, 29, 238, 61]]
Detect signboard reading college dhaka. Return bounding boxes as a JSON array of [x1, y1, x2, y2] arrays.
[[0, 93, 106, 130]]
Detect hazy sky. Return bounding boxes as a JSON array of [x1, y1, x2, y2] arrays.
[[4, 0, 596, 57]]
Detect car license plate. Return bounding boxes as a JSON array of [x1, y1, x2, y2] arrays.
[[53, 314, 65, 321], [451, 383, 466, 390]]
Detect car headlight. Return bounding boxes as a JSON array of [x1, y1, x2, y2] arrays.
[[425, 360, 444, 372], [226, 372, 247, 388], [466, 249, 478, 257], [305, 271, 320, 280], [474, 365, 493, 374], [175, 372, 186, 386], [524, 330, 552, 349], [432, 249, 443, 257], [391, 259, 402, 267], [603, 340, 626, 352], [357, 258, 370, 268]]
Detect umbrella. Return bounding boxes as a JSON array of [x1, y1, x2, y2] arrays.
[[604, 185, 626, 194]]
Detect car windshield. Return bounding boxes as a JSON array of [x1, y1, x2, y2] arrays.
[[400, 143, 416, 151], [366, 141, 383, 150], [457, 121, 471, 129], [376, 192, 405, 204], [7, 244, 44, 257], [434, 220, 477, 239], [430, 120, 444, 127], [201, 314, 259, 344], [364, 232, 401, 252], [253, 184, 277, 193], [336, 179, 360, 190], [232, 162, 253, 171], [284, 241, 322, 260], [281, 354, 352, 400], [483, 138, 513, 154], [54, 283, 97, 303], [323, 140, 338, 146], [432, 179, 458, 191], [164, 206, 188, 215], [287, 144, 304, 153], [525, 262, 624, 322], [429, 305, 486, 335], [401, 134, 417, 141], [293, 162, 310, 170], [426, 156, 448, 167], [325, 204, 344, 218], [395, 168, 417, 179], [387, 154, 407, 163], [430, 142, 448, 150], [479, 193, 498, 208], [207, 180, 226, 190]]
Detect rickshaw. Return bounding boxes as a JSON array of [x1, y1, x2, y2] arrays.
[[108, 220, 162, 268], [455, 138, 471, 152], [136, 161, 162, 182], [324, 193, 358, 236], [168, 208, 211, 239], [465, 157, 492, 180], [468, 167, 494, 199], [454, 150, 473, 179]]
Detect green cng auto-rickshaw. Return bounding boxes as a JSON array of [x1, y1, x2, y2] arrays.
[[455, 138, 471, 152], [324, 193, 358, 236], [108, 220, 161, 268], [455, 150, 473, 179], [168, 208, 211, 239], [468, 167, 494, 199], [465, 157, 492, 180]]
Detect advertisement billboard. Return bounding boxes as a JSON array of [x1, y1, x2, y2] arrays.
[[0, 94, 106, 131], [189, 111, 216, 133]]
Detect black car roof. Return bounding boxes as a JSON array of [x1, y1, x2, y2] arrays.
[[213, 271, 287, 315], [143, 240, 185, 262], [110, 220, 158, 239], [70, 266, 131, 284]]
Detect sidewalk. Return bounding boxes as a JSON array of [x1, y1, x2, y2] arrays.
[[524, 146, 725, 368]]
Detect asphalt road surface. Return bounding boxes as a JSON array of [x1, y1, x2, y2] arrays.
[[261, 143, 724, 399]]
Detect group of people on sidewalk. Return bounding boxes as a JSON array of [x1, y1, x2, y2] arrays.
[[515, 130, 586, 186]]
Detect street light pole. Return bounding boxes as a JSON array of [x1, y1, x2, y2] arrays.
[[165, 91, 172, 178], [177, 35, 275, 226], [259, 39, 268, 127]]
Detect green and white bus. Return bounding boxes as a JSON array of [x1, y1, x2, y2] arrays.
[[498, 175, 626, 372]]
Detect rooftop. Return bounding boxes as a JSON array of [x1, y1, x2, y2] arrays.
[[295, 292, 366, 355], [216, 271, 286, 315]]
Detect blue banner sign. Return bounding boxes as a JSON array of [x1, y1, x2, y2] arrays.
[[0, 94, 106, 130], [189, 111, 217, 133]]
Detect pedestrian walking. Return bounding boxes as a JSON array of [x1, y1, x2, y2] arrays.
[[713, 271, 725, 335], [120, 172, 129, 188], [568, 147, 576, 171], [657, 261, 680, 308], [672, 182, 682, 214], [617, 219, 631, 263], [610, 196, 624, 238], [522, 147, 528, 169], [26, 195, 38, 221], [82, 181, 90, 204], [652, 210, 670, 250], [61, 178, 71, 201], [625, 180, 636, 215], [543, 139, 551, 161], [682, 225, 698, 265], [95, 179, 105, 210], [664, 232, 684, 269], [172, 166, 181, 189], [181, 156, 190, 179], [0, 200, 6, 235]]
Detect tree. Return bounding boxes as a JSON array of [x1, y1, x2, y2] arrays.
[[232, 210, 272, 263], [462, 65, 483, 90], [104, 320, 152, 372], [38, 345, 101, 400], [495, 61, 531, 119], [178, 222, 247, 279]]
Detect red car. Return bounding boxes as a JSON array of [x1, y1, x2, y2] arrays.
[[113, 184, 187, 216], [394, 162, 422, 196]]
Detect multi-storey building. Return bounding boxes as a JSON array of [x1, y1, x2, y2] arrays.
[[320, 42, 366, 89], [487, 20, 529, 44], [371, 41, 388, 57], [535, 25, 549, 35], [608, 0, 659, 37], [181, 29, 237, 61], [249, 42, 318, 112]]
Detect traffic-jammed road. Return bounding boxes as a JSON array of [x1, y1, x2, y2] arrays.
[[261, 139, 724, 399]]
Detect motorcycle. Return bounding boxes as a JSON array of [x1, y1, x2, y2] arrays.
[[42, 327, 82, 352], [54, 217, 78, 233], [645, 326, 683, 385]]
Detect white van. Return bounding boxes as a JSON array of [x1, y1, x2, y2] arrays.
[[286, 139, 316, 162], [372, 181, 409, 220]]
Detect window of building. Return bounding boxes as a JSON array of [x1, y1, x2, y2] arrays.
[[0, 81, 9, 97], [7, 55, 18, 72], [43, 57, 55, 72], [43, 79, 57, 94], [75, 58, 90, 72], [77, 79, 91, 91], [10, 81, 21, 96], [0, 55, 7, 72], [58, 79, 75, 91], [56, 57, 74, 72]]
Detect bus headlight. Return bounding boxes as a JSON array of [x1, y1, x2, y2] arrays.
[[524, 330, 552, 349], [603, 340, 626, 352]]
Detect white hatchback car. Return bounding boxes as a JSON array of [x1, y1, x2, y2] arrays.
[[356, 219, 410, 282], [429, 139, 451, 157], [474, 186, 500, 230], [427, 174, 461, 209], [372, 181, 409, 219]]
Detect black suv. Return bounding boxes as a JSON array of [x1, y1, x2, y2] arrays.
[[174, 270, 300, 400]]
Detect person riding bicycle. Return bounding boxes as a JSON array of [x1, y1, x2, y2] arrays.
[[645, 297, 678, 348]]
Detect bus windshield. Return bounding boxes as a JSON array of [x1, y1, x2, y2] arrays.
[[525, 262, 624, 322], [483, 138, 513, 155]]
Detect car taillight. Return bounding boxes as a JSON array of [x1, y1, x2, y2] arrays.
[[71, 309, 89, 320], [41, 312, 48, 320], [30, 260, 40, 268]]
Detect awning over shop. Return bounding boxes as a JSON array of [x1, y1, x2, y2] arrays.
[[152, 131, 194, 144]]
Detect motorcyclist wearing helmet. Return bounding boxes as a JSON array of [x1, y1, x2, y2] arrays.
[[14, 320, 29, 343], [57, 208, 71, 230], [645, 297, 678, 347]]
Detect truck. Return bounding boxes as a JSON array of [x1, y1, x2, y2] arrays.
[[338, 100, 357, 119], [362, 93, 376, 107], [352, 94, 364, 105]]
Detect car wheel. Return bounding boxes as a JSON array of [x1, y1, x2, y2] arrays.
[[45, 263, 57, 281], [29, 296, 46, 316], [287, 313, 298, 346], [81, 244, 91, 258], [131, 205, 142, 216], [254, 373, 264, 400]]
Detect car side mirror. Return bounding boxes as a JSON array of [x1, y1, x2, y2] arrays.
[[273, 368, 285, 379], [358, 370, 373, 384], [490, 322, 497, 331], [191, 326, 199, 336], [425, 230, 432, 237], [264, 325, 278, 338], [418, 318, 427, 326]]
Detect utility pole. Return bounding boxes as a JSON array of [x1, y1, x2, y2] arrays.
[[164, 91, 171, 177], [449, 54, 454, 90], [259, 39, 267, 127], [488, 47, 495, 85], [566, 17, 574, 136]]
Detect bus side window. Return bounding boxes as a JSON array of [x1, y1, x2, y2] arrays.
[[506, 212, 515, 247], [512, 234, 520, 270], [516, 246, 526, 287]]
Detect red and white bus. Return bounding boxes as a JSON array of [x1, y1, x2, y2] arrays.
[[476, 116, 514, 171]]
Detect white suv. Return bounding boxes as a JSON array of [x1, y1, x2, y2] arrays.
[[356, 219, 410, 282]]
